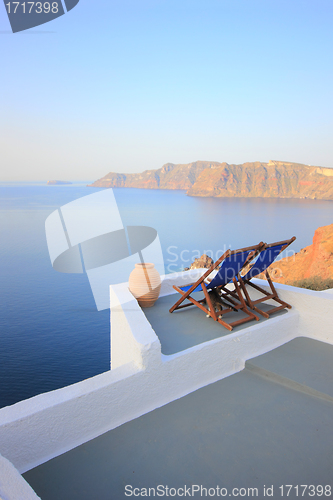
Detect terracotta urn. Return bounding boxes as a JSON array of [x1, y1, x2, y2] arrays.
[[129, 263, 161, 307]]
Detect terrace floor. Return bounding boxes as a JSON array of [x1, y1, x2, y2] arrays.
[[144, 292, 288, 354], [24, 337, 333, 500]]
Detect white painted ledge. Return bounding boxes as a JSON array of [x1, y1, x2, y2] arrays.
[[0, 453, 41, 500], [0, 270, 332, 475]]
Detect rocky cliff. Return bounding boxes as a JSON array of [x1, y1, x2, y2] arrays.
[[89, 160, 333, 200], [89, 161, 221, 191], [259, 223, 333, 285], [185, 224, 333, 287]]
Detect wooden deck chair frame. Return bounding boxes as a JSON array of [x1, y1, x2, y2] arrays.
[[169, 243, 264, 331], [237, 237, 296, 318]]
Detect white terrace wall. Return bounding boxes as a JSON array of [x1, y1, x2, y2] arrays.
[[0, 271, 332, 474]]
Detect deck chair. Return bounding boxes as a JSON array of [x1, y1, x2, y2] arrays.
[[169, 242, 264, 331], [237, 237, 296, 318]]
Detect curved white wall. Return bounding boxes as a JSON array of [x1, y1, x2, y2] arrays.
[[0, 271, 332, 474]]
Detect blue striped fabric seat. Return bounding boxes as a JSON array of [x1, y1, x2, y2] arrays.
[[237, 237, 296, 319], [169, 242, 265, 331], [170, 237, 295, 330], [180, 248, 256, 293], [241, 243, 285, 281]]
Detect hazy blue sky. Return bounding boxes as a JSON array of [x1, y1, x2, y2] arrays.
[[1, 0, 333, 181]]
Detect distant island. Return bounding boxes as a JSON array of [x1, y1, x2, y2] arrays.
[[47, 180, 72, 185], [88, 160, 333, 200]]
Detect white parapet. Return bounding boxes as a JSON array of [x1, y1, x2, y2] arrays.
[[0, 453, 41, 500], [0, 270, 332, 474]]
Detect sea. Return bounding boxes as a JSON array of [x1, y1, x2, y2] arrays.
[[0, 182, 332, 409]]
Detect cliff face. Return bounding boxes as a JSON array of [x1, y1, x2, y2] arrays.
[[261, 224, 333, 284], [187, 161, 333, 199], [89, 160, 333, 200], [89, 161, 221, 190]]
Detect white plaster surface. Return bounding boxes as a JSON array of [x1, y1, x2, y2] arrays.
[[0, 271, 332, 475], [44, 209, 69, 265], [0, 453, 41, 500], [60, 189, 123, 247]]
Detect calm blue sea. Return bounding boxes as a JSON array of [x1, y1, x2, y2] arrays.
[[0, 183, 332, 408]]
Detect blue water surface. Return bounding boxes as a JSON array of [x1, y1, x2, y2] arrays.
[[0, 184, 332, 408]]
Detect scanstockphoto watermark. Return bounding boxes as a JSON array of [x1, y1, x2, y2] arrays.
[[166, 245, 297, 275], [124, 484, 261, 497], [45, 189, 165, 311], [125, 484, 332, 497], [2, 0, 80, 33]]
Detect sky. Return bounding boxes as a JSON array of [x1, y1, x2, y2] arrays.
[[1, 0, 333, 181]]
